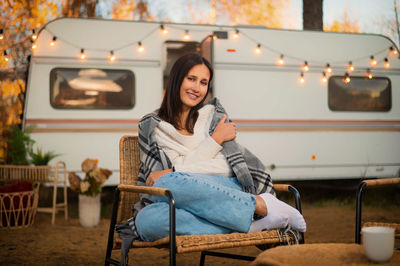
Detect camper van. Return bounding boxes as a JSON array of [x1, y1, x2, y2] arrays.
[[23, 17, 400, 185]]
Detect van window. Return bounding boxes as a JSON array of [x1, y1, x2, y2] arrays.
[[50, 68, 134, 109], [328, 76, 391, 112]]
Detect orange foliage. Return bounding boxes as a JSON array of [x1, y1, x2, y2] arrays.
[[216, 0, 289, 28], [111, 0, 153, 21], [324, 10, 360, 33]]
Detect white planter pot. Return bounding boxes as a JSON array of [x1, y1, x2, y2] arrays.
[[79, 194, 100, 227]]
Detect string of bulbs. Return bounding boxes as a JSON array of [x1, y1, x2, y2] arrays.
[[0, 24, 399, 85]]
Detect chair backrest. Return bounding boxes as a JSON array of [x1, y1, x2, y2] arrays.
[[117, 135, 141, 224]]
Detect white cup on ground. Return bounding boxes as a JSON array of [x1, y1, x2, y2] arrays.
[[362, 226, 395, 263]]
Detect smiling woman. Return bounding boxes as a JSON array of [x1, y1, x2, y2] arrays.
[[116, 52, 306, 265]]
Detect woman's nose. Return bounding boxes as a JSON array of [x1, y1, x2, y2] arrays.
[[192, 82, 200, 92]]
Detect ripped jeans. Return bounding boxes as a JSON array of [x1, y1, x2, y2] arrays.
[[135, 172, 256, 242]]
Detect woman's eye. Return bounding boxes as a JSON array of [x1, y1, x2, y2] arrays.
[[187, 76, 194, 81], [201, 81, 208, 86]]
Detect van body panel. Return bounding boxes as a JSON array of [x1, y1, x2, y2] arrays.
[[23, 18, 400, 185]]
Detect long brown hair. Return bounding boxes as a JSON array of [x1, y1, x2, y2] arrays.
[[158, 52, 213, 133]]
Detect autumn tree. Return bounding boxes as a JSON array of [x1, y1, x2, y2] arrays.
[[0, 0, 59, 161], [215, 0, 289, 28], [62, 0, 98, 18], [111, 0, 153, 21], [324, 10, 360, 33]]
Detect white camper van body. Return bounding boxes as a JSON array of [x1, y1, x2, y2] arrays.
[[23, 18, 400, 185]]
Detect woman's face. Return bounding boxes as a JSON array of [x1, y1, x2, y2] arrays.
[[180, 64, 210, 112]]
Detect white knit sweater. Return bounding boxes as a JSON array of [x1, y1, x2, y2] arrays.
[[154, 105, 233, 177]]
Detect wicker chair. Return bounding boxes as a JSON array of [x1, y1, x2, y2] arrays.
[[355, 177, 400, 246], [105, 136, 305, 265]]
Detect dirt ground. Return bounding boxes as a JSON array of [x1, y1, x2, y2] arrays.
[[1, 183, 399, 265]]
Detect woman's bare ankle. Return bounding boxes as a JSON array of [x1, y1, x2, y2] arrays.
[[255, 195, 268, 216]]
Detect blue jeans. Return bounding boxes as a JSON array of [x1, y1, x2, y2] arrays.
[[135, 172, 257, 242]]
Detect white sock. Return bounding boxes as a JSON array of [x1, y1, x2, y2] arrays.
[[259, 193, 306, 232], [248, 213, 289, 232]]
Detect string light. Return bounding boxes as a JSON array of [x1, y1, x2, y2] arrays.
[[302, 61, 309, 72], [232, 29, 239, 39], [79, 48, 86, 60], [31, 29, 37, 41], [277, 54, 284, 66], [108, 50, 116, 62], [320, 72, 327, 84], [137, 41, 144, 53], [160, 24, 168, 35], [50, 36, 57, 47], [369, 56, 377, 67], [343, 72, 351, 84], [366, 68, 373, 79], [3, 50, 9, 62], [183, 30, 190, 41], [389, 46, 398, 56], [325, 63, 332, 74], [298, 72, 305, 84], [347, 61, 354, 72], [0, 26, 394, 84], [384, 58, 390, 69]]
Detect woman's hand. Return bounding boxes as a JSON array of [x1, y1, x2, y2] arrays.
[[146, 168, 173, 186], [211, 114, 236, 145]]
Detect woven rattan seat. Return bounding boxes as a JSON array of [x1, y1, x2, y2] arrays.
[[355, 177, 400, 244], [105, 136, 304, 265]]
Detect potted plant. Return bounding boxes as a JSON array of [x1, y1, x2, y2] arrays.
[[68, 158, 112, 227]]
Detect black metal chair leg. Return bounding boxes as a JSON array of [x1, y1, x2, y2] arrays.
[[105, 189, 121, 266], [289, 185, 305, 244], [166, 190, 176, 266], [199, 251, 206, 266], [355, 182, 367, 244]]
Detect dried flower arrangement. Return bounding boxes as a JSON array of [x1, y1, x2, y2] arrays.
[[68, 158, 112, 197]]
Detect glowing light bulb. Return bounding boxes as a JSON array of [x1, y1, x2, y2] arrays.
[[0, 29, 3, 40], [50, 36, 57, 47], [370, 56, 377, 67], [321, 72, 327, 84], [160, 24, 168, 35], [389, 46, 398, 56], [343, 72, 351, 84], [32, 42, 37, 49], [80, 49, 86, 60], [108, 50, 116, 62], [232, 29, 239, 39], [137, 42, 144, 53], [277, 54, 284, 66], [347, 61, 354, 72], [384, 58, 390, 69], [298, 72, 305, 84], [302, 61, 309, 72], [31, 29, 37, 41], [255, 44, 261, 54], [3, 50, 8, 62], [366, 68, 373, 79], [324, 63, 332, 74], [183, 30, 190, 41]]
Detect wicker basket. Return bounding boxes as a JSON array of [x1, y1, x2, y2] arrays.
[[0, 182, 39, 228]]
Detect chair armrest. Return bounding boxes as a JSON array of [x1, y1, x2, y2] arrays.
[[118, 184, 170, 197], [362, 177, 400, 187], [274, 184, 290, 192]]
